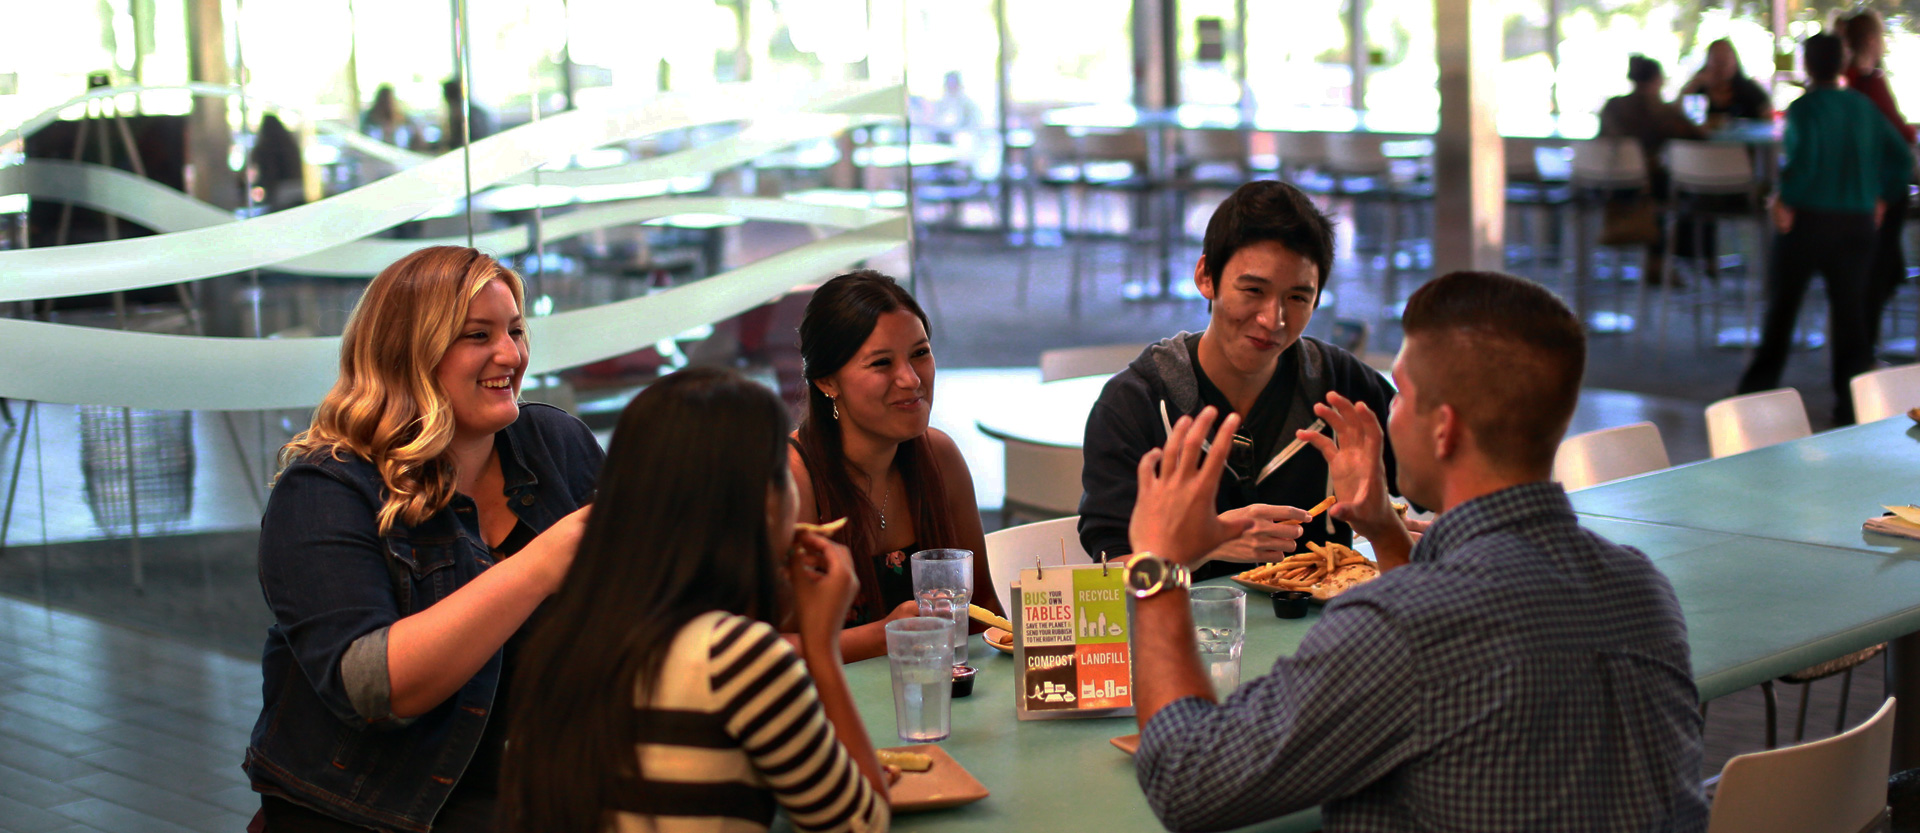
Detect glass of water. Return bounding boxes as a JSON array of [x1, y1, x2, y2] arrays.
[[1190, 586, 1246, 698], [885, 617, 954, 742], [910, 548, 972, 668]]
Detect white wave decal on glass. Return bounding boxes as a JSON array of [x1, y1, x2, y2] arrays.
[[0, 82, 902, 296], [0, 217, 905, 410]]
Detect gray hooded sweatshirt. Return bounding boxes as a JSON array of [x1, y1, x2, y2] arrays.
[[1076, 332, 1397, 581]]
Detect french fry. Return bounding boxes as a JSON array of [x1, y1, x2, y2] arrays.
[[795, 517, 849, 536], [1280, 496, 1338, 525], [877, 749, 934, 772], [967, 604, 1012, 632]]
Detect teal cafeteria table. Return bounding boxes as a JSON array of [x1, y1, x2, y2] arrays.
[[1571, 416, 1920, 770], [839, 496, 1920, 830]]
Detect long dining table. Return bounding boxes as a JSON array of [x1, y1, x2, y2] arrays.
[[877, 387, 1920, 830]]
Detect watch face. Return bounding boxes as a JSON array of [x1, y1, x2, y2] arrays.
[[1128, 557, 1164, 595]]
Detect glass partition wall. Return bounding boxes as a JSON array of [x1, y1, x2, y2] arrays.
[[0, 0, 1898, 657], [0, 0, 910, 654]]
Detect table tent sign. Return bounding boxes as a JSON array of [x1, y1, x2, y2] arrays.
[[1012, 562, 1135, 720]]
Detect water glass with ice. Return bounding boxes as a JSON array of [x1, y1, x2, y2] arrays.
[[1190, 586, 1246, 697], [910, 548, 972, 668], [885, 617, 954, 742]]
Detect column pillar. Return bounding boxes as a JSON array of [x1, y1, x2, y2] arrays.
[[185, 0, 234, 210], [1432, 0, 1504, 275]]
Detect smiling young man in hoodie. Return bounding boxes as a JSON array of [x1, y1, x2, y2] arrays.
[[1077, 180, 1398, 580]]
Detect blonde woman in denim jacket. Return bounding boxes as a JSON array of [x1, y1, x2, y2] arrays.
[[245, 247, 600, 832]]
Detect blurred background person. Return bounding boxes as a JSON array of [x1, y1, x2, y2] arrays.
[[1840, 9, 1919, 355], [1680, 38, 1774, 124], [1738, 34, 1913, 425], [1600, 55, 1707, 283], [442, 77, 495, 151], [247, 113, 306, 213], [360, 83, 423, 150]]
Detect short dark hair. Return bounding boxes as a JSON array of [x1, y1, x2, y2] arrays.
[[1628, 55, 1664, 85], [1805, 33, 1844, 83], [1401, 271, 1586, 476], [1201, 180, 1335, 293]]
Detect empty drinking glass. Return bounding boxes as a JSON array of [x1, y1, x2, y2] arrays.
[[910, 548, 972, 668], [885, 617, 954, 742], [1190, 586, 1246, 697]]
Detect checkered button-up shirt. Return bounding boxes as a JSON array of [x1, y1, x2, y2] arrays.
[[1136, 482, 1709, 832]]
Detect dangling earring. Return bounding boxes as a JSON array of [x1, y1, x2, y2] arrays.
[[830, 397, 840, 420]]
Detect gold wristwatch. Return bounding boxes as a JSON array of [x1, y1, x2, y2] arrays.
[[1124, 552, 1191, 600]]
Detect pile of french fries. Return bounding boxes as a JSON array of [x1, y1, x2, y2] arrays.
[[1236, 541, 1377, 597]]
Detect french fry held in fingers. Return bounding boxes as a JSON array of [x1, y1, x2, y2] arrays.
[[1278, 496, 1337, 525], [794, 517, 848, 537], [967, 604, 1012, 633]]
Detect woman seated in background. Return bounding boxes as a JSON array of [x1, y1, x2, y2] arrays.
[[1601, 54, 1708, 283], [246, 247, 601, 831], [791, 270, 1005, 662], [501, 368, 890, 833], [1681, 38, 1774, 123]]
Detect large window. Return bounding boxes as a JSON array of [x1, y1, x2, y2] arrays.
[[1004, 0, 1133, 107], [1244, 0, 1350, 108], [1176, 0, 1244, 106], [1498, 0, 1555, 132], [0, 0, 910, 651], [1364, 0, 1440, 117]]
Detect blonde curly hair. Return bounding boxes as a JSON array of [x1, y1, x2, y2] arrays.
[[280, 246, 527, 534]]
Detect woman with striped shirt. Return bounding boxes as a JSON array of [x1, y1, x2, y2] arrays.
[[501, 368, 890, 833]]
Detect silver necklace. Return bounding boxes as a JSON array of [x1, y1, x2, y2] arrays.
[[878, 477, 892, 531]]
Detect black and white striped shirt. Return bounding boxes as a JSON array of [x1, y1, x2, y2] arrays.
[[610, 611, 889, 833]]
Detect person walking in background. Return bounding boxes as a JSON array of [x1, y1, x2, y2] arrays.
[[1738, 34, 1913, 425], [1680, 38, 1775, 123], [1840, 9, 1919, 355], [1600, 55, 1708, 284]]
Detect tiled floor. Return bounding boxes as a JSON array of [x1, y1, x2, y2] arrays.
[[0, 597, 255, 832]]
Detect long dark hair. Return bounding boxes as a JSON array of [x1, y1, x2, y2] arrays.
[[795, 270, 957, 622], [500, 368, 792, 833]]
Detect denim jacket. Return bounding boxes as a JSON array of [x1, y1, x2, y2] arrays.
[[244, 403, 602, 832]]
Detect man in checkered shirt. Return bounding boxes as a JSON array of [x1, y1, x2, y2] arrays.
[[1125, 270, 1708, 831]]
